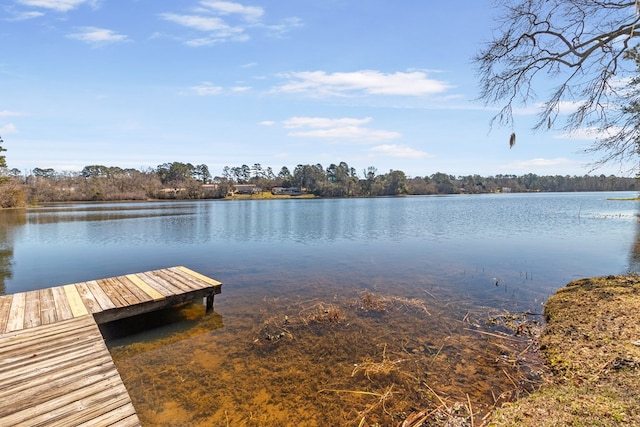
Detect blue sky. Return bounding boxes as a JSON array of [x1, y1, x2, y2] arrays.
[[0, 0, 632, 178]]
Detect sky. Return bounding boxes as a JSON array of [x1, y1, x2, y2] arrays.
[[0, 0, 635, 178]]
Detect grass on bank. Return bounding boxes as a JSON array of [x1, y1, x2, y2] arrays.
[[487, 275, 640, 426], [226, 191, 315, 200]]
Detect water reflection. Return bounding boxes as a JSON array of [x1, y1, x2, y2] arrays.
[[102, 303, 224, 347], [0, 193, 638, 300], [26, 202, 194, 224], [631, 219, 640, 273], [0, 209, 25, 295]]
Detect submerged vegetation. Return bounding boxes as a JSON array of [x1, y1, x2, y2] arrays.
[[105, 275, 640, 426], [107, 283, 546, 426]]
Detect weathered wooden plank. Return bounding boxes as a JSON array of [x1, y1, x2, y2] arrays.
[[23, 290, 42, 329], [0, 352, 114, 398], [151, 269, 193, 293], [176, 265, 223, 287], [0, 319, 88, 366], [106, 277, 143, 306], [160, 268, 203, 291], [51, 286, 74, 321], [117, 413, 143, 427], [172, 267, 221, 307], [63, 285, 89, 317], [75, 403, 140, 427], [1, 357, 119, 405], [5, 292, 26, 332], [39, 288, 57, 325], [161, 267, 208, 291], [149, 270, 192, 295], [74, 282, 103, 314], [84, 280, 117, 311], [0, 373, 129, 425], [0, 335, 105, 380], [0, 322, 106, 363], [0, 327, 102, 370], [116, 275, 155, 303], [50, 393, 137, 427], [125, 273, 165, 301], [0, 314, 141, 426], [0, 295, 12, 334], [135, 272, 177, 296], [0, 313, 96, 349], [0, 323, 94, 356], [142, 271, 185, 295], [95, 279, 128, 308], [0, 325, 99, 368], [0, 362, 120, 415], [68, 401, 140, 427]]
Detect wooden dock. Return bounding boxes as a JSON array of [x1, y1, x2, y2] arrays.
[[0, 266, 222, 426]]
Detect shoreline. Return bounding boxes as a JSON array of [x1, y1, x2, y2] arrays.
[[487, 275, 640, 426]]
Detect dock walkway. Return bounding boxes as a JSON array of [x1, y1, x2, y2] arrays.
[[0, 266, 222, 426]]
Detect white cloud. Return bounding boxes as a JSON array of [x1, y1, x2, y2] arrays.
[[554, 126, 619, 141], [512, 104, 540, 116], [274, 70, 451, 97], [514, 100, 589, 117], [370, 144, 431, 159], [184, 35, 249, 46], [190, 82, 223, 95], [161, 2, 301, 46], [231, 86, 251, 92], [16, 0, 96, 12], [160, 13, 233, 32], [283, 117, 372, 129], [67, 27, 129, 46], [289, 126, 400, 142], [555, 101, 583, 114], [0, 111, 25, 117], [160, 12, 247, 45], [264, 17, 303, 36], [7, 10, 45, 20], [277, 116, 401, 143], [199, 1, 264, 22], [0, 123, 18, 134]]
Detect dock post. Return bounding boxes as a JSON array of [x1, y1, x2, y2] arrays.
[[205, 292, 214, 312]]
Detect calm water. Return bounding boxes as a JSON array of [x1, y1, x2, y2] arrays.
[[1, 192, 638, 304], [1, 192, 638, 425]]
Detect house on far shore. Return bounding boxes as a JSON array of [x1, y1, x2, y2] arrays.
[[271, 187, 305, 196], [232, 184, 261, 195]]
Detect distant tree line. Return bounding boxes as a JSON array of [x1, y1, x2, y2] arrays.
[[406, 172, 639, 194], [0, 158, 637, 208]]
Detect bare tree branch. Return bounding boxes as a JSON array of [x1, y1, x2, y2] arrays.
[[475, 0, 640, 172]]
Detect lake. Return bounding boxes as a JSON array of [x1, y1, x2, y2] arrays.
[[0, 192, 638, 425]]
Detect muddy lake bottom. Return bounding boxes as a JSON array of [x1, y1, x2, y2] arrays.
[[103, 279, 546, 427]]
